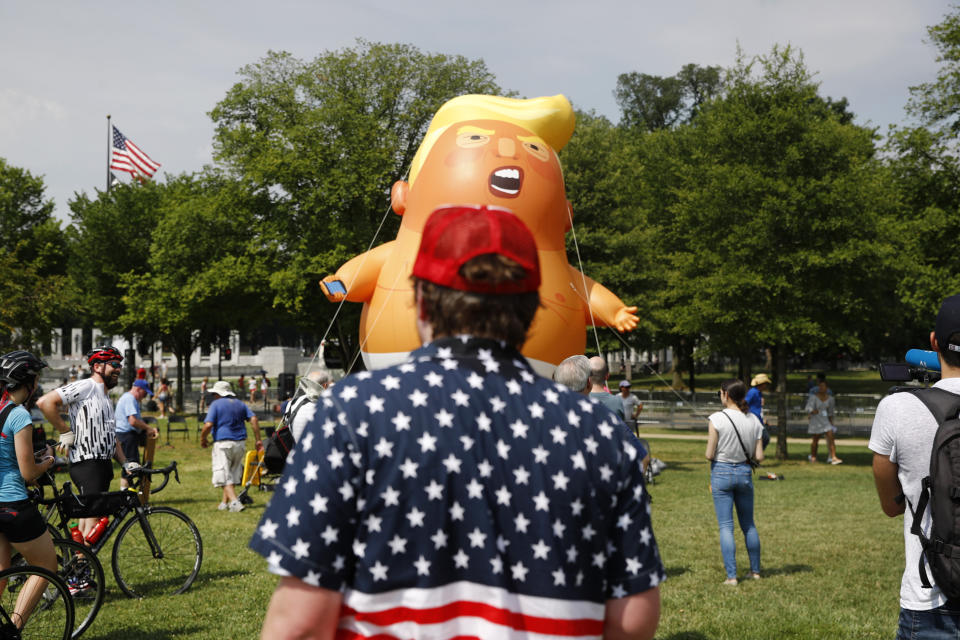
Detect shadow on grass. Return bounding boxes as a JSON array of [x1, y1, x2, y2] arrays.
[[190, 568, 251, 587], [93, 625, 204, 640], [664, 565, 689, 578], [661, 633, 710, 640], [762, 563, 813, 577]]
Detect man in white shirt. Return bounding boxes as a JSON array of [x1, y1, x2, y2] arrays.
[[870, 294, 960, 637], [38, 346, 140, 539]]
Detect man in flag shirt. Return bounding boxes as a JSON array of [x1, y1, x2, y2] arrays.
[[252, 205, 664, 639]]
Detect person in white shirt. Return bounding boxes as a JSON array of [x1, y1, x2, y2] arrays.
[[37, 346, 140, 540], [870, 294, 960, 637]]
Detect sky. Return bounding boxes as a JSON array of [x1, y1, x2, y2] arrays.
[[0, 1, 951, 222]]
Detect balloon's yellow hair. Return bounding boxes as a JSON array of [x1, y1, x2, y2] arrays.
[[408, 94, 575, 185]]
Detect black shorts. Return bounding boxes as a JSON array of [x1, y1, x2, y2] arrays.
[[69, 459, 114, 495], [0, 499, 47, 543], [116, 431, 144, 479]]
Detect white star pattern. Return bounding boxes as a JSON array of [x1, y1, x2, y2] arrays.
[[451, 389, 470, 406], [292, 538, 311, 559], [408, 389, 428, 407], [286, 507, 301, 528], [418, 432, 438, 452], [309, 494, 328, 514], [442, 453, 462, 473], [414, 555, 431, 575], [259, 519, 278, 539], [382, 486, 400, 507], [251, 338, 665, 623], [511, 561, 528, 582], [425, 479, 444, 500], [532, 539, 550, 559], [466, 478, 484, 498], [407, 508, 426, 527], [392, 412, 412, 431], [374, 437, 394, 458], [388, 535, 407, 555], [435, 408, 455, 428]]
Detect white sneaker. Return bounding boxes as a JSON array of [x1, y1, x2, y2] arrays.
[[228, 499, 245, 512], [217, 502, 228, 511]]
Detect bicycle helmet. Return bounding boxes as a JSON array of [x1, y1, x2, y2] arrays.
[[86, 345, 123, 365], [0, 350, 48, 391]]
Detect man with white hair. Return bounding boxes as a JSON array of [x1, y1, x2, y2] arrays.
[[552, 354, 590, 395], [200, 380, 262, 512]]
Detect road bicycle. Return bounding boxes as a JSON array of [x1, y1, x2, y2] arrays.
[[33, 465, 202, 600], [0, 564, 74, 640]]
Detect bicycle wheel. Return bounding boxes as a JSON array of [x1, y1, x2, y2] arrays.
[[111, 506, 202, 598], [12, 539, 103, 639], [0, 565, 74, 640]]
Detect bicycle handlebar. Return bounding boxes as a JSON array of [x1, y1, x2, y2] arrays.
[[129, 461, 180, 484]]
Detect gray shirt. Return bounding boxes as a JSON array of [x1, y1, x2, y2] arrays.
[[621, 393, 641, 421], [869, 377, 960, 610]]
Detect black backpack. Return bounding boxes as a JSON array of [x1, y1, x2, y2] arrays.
[[906, 387, 960, 599], [262, 394, 311, 475]]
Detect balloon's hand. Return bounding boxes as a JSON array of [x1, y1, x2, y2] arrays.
[[320, 276, 346, 302], [614, 306, 639, 332]]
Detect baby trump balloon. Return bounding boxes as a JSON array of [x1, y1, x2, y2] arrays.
[[320, 94, 638, 376]]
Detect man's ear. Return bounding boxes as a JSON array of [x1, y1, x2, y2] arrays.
[[931, 331, 940, 352], [391, 181, 409, 216]]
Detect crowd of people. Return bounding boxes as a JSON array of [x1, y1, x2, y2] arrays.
[[0, 203, 954, 637]]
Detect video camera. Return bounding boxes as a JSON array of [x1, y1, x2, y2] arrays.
[[880, 349, 941, 384]]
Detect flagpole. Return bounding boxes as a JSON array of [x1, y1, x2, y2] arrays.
[[106, 115, 112, 193]]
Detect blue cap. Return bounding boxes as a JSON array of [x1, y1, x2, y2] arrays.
[[133, 379, 153, 395]]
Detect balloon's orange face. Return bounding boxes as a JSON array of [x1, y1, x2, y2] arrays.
[[402, 119, 570, 250]]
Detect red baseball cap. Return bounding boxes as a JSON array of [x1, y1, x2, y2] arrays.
[[412, 205, 541, 294]]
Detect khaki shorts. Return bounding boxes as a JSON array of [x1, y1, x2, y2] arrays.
[[211, 440, 246, 487]]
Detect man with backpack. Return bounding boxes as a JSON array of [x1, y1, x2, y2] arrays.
[[870, 293, 960, 637]]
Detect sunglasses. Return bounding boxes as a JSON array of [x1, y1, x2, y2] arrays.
[[716, 390, 724, 399], [105, 361, 123, 369]]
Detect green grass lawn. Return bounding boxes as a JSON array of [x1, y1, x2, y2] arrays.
[[75, 419, 902, 639]]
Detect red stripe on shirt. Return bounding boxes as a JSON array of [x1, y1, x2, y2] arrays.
[[339, 600, 603, 636]]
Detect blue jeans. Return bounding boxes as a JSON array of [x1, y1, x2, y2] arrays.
[[897, 605, 960, 639], [711, 461, 761, 579]]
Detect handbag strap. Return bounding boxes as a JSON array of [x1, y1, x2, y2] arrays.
[[720, 410, 755, 466]]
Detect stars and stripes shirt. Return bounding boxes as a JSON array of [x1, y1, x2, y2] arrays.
[[56, 378, 117, 463], [250, 336, 665, 639]]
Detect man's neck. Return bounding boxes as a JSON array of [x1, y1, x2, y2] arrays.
[[941, 363, 960, 380], [590, 385, 606, 393]]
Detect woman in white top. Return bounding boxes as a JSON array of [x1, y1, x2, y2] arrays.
[[805, 375, 840, 464], [705, 378, 765, 585]]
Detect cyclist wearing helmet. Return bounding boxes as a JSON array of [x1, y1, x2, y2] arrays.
[[37, 345, 140, 540], [0, 351, 60, 630]]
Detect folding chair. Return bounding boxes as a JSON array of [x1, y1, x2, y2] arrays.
[[165, 414, 189, 443]]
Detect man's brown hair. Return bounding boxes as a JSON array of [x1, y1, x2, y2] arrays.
[[415, 254, 540, 347]]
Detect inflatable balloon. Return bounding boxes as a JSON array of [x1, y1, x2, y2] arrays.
[[321, 94, 638, 376]]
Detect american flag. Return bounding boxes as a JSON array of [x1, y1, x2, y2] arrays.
[[110, 125, 160, 179], [251, 336, 665, 638]]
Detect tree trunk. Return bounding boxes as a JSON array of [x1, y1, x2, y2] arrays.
[[670, 338, 683, 390], [774, 342, 789, 460], [738, 347, 752, 388]]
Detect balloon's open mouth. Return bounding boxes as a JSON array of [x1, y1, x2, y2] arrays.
[[489, 166, 523, 198]]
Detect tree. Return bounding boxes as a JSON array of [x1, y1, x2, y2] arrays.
[[67, 180, 164, 339], [0, 158, 72, 351], [640, 46, 891, 458], [558, 110, 658, 364], [882, 5, 960, 344], [209, 41, 506, 367], [120, 172, 272, 410], [907, 6, 960, 136], [614, 64, 724, 132]]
